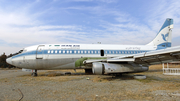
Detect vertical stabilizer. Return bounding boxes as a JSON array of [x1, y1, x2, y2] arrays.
[[147, 18, 173, 49]]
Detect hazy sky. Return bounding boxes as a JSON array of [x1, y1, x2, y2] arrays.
[[1, 0, 180, 55]]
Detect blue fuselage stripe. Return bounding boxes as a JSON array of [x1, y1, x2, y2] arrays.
[[12, 49, 150, 59]]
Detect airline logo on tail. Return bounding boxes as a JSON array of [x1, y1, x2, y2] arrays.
[[161, 33, 169, 41]]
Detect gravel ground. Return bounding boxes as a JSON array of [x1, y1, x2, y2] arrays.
[[0, 69, 180, 101]]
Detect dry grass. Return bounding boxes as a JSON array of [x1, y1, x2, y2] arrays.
[[46, 69, 85, 73], [149, 64, 180, 70], [15, 75, 85, 86], [80, 77, 180, 100], [91, 76, 111, 82], [0, 78, 9, 82], [76, 90, 154, 101], [0, 68, 20, 70], [19, 69, 85, 77], [28, 76, 78, 82], [3, 67, 180, 101]]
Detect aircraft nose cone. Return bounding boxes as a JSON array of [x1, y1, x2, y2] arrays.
[[6, 57, 12, 65]]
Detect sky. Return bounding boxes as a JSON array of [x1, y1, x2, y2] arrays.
[[1, 0, 180, 55]]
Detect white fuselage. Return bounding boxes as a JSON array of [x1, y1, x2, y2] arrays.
[[9, 44, 157, 70]]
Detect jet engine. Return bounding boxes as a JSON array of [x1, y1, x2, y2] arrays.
[[92, 62, 149, 75], [92, 62, 104, 75]]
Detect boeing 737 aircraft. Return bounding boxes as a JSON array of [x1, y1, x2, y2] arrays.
[[6, 18, 180, 76]]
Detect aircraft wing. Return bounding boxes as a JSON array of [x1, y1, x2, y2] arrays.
[[107, 46, 180, 65], [84, 46, 180, 65]]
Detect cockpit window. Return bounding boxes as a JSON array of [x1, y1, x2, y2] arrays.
[[19, 50, 23, 53], [22, 49, 27, 53], [7, 49, 24, 58]]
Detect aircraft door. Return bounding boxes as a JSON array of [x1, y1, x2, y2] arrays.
[[100, 49, 104, 56], [36, 45, 45, 59]]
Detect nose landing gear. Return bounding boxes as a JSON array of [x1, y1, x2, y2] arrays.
[[31, 69, 38, 77]]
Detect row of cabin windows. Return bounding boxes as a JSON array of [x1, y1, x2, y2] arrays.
[[47, 50, 100, 54], [47, 50, 147, 54]]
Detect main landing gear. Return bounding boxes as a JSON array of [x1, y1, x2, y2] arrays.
[[31, 69, 38, 77], [85, 69, 93, 74]]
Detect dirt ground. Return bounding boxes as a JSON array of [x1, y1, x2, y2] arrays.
[[0, 65, 180, 101]]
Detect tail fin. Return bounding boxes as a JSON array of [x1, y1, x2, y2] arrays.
[[147, 18, 173, 49]]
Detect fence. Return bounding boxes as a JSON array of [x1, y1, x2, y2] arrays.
[[162, 63, 180, 75]]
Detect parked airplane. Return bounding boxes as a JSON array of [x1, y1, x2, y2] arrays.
[[6, 18, 180, 76]]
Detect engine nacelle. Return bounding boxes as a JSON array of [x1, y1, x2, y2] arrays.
[[92, 62, 104, 75], [92, 62, 149, 75]]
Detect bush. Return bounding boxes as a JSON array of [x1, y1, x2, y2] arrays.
[[0, 53, 14, 68]]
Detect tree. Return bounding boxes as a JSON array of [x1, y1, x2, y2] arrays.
[[0, 53, 7, 68], [0, 53, 14, 68]]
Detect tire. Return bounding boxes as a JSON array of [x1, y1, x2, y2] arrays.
[[31, 73, 37, 77], [64, 72, 71, 75], [85, 69, 93, 74], [133, 75, 146, 79]]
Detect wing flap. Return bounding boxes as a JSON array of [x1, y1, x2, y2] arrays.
[[83, 59, 106, 64], [107, 58, 135, 62]]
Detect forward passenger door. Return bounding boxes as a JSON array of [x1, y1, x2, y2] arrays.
[[36, 45, 45, 59]]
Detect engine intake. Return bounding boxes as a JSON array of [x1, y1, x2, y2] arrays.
[[92, 62, 104, 75]]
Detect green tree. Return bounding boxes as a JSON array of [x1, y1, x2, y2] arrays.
[[0, 53, 7, 68]]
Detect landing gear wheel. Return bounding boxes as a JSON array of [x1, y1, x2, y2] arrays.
[[112, 74, 122, 78], [115, 73, 122, 77], [85, 69, 93, 74], [31, 72, 37, 77], [31, 69, 38, 77]]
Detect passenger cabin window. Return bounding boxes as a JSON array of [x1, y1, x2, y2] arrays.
[[55, 45, 60, 47]]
